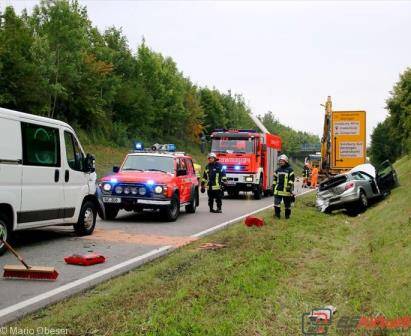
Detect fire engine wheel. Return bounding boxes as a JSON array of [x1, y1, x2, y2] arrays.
[[253, 176, 263, 200], [0, 214, 11, 256], [227, 190, 239, 198], [185, 188, 199, 214], [74, 201, 97, 236], [162, 195, 180, 222], [105, 206, 119, 220]]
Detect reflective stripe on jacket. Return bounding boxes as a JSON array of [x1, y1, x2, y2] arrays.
[[201, 162, 227, 190], [302, 166, 311, 178], [273, 164, 295, 196]]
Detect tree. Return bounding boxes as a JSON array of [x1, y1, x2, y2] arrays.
[[0, 7, 46, 113]]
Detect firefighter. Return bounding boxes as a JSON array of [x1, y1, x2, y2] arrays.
[[302, 163, 311, 188], [273, 154, 295, 219], [201, 153, 227, 213], [311, 165, 319, 189]]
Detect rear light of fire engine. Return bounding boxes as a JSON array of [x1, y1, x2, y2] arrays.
[[344, 182, 355, 191]]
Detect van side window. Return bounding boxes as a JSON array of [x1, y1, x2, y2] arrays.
[[64, 131, 84, 171], [21, 123, 60, 167]]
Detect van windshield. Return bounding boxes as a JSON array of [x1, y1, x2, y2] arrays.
[[122, 155, 174, 174]]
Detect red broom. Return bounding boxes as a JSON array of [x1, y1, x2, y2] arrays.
[[1, 237, 58, 281]]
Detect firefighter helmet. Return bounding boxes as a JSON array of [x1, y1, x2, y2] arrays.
[[278, 154, 289, 163]]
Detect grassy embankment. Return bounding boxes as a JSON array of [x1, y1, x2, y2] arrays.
[[9, 156, 411, 335]]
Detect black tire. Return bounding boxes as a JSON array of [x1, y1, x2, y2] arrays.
[[228, 189, 239, 198], [263, 189, 273, 197], [253, 175, 263, 200], [359, 190, 368, 210], [185, 188, 199, 214], [0, 214, 11, 256], [162, 194, 180, 222], [105, 206, 119, 220], [74, 201, 97, 236]]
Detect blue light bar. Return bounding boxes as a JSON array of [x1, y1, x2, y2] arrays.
[[133, 141, 144, 151], [222, 165, 227, 170], [166, 144, 176, 152], [146, 180, 155, 186], [234, 165, 241, 171], [110, 178, 118, 183]]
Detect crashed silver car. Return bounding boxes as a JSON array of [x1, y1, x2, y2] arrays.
[[316, 163, 397, 214]]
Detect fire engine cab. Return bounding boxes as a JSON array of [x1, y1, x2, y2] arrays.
[[211, 129, 282, 199], [98, 143, 199, 222]]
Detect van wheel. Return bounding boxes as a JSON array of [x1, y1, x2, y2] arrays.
[[105, 206, 119, 220], [0, 214, 11, 256], [74, 201, 97, 236], [185, 188, 199, 214], [162, 195, 180, 222]]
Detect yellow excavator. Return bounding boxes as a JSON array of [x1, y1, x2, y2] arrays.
[[316, 96, 366, 180]]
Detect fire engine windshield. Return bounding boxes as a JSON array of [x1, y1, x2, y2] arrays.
[[211, 138, 255, 154], [122, 155, 175, 173]]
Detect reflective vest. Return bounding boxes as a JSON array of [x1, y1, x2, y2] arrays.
[[193, 163, 202, 179], [202, 162, 227, 190], [302, 166, 311, 178], [273, 165, 295, 196]]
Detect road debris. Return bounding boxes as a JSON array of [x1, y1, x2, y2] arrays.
[[64, 253, 106, 266], [198, 243, 227, 250], [245, 216, 264, 227]]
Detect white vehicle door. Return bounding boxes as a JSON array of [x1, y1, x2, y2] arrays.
[[19, 122, 65, 227], [62, 130, 89, 223], [0, 117, 22, 228]]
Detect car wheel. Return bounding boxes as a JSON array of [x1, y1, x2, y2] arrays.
[[359, 190, 368, 209], [163, 194, 180, 222], [74, 201, 97, 236], [0, 214, 11, 256], [185, 188, 198, 214], [105, 206, 119, 220]]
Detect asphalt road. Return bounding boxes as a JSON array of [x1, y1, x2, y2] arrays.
[[0, 183, 309, 325]]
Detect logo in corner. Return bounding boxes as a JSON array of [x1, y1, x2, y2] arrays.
[[302, 307, 333, 335]]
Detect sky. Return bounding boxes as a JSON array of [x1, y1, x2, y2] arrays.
[[3, 0, 411, 142]]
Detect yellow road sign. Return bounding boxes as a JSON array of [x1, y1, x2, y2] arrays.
[[331, 111, 366, 169]]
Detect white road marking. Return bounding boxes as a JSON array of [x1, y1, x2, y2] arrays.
[[0, 246, 173, 320], [0, 188, 314, 323]]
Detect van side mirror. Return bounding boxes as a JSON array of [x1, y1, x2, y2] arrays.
[[176, 169, 187, 177], [113, 166, 120, 173], [84, 154, 96, 173]]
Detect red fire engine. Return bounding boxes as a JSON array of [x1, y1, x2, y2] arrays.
[[210, 129, 282, 199]]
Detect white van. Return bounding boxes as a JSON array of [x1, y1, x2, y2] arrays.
[[0, 107, 104, 255]]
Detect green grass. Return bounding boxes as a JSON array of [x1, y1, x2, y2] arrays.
[[7, 156, 411, 335]]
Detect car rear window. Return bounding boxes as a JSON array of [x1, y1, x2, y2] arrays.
[[319, 175, 347, 191]]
